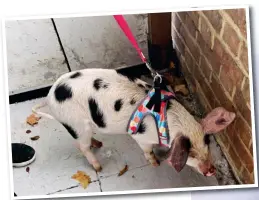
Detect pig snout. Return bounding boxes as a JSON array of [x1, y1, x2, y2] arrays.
[[199, 161, 216, 177]]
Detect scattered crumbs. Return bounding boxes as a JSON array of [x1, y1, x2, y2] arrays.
[[30, 136, 40, 141], [26, 167, 30, 173], [118, 165, 128, 176], [26, 114, 41, 126]]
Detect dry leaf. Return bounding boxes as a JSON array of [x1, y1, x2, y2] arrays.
[[118, 165, 128, 176], [71, 170, 91, 189], [26, 114, 41, 126], [170, 61, 175, 69], [30, 136, 40, 141], [26, 167, 30, 173], [174, 84, 189, 96], [26, 130, 31, 134]]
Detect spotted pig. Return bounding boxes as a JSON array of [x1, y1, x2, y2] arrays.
[[32, 68, 236, 176]]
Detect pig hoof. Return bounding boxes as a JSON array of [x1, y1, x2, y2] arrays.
[[151, 160, 160, 167], [93, 163, 102, 172], [95, 166, 102, 172]]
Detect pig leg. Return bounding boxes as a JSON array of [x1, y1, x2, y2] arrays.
[[77, 136, 102, 172], [76, 137, 102, 149], [138, 143, 160, 167], [74, 122, 102, 172]]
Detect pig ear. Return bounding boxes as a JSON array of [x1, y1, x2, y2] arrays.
[[170, 134, 191, 172], [201, 107, 236, 134]]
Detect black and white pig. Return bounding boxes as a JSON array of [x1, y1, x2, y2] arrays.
[[32, 68, 236, 176]]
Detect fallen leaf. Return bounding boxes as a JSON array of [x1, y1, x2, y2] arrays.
[[174, 84, 189, 96], [26, 167, 30, 173], [170, 61, 175, 69], [26, 130, 31, 134], [118, 165, 128, 176], [71, 170, 91, 189], [30, 136, 40, 141], [26, 114, 41, 126]]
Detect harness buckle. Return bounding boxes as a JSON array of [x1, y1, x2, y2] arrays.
[[154, 73, 162, 84]]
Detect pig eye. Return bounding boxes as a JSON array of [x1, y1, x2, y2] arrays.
[[204, 134, 210, 145]]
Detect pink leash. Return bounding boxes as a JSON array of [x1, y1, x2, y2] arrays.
[[113, 15, 161, 81], [113, 15, 147, 63]]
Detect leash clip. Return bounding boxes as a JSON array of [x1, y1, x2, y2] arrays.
[[145, 62, 157, 77], [145, 61, 163, 85], [154, 73, 162, 85]]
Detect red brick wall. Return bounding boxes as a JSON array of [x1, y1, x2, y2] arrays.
[[171, 9, 254, 184]]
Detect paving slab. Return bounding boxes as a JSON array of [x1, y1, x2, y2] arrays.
[[10, 98, 98, 196], [5, 19, 69, 94], [53, 14, 148, 71]]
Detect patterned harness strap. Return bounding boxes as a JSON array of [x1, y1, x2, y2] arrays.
[[127, 89, 175, 147]]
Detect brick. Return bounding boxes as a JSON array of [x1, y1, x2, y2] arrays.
[[184, 73, 197, 93], [240, 167, 253, 184], [174, 34, 185, 56], [228, 143, 242, 171], [225, 8, 247, 38], [196, 85, 212, 112], [184, 48, 196, 72], [240, 41, 249, 73], [242, 78, 251, 103], [200, 55, 212, 79], [200, 16, 213, 48], [198, 33, 221, 75], [233, 87, 252, 125], [193, 63, 205, 85], [177, 11, 187, 22], [196, 31, 206, 53], [185, 13, 198, 38], [213, 98, 221, 108], [231, 134, 254, 173], [172, 13, 182, 32], [234, 115, 252, 148], [180, 27, 200, 62], [250, 143, 254, 157], [249, 143, 253, 155], [179, 55, 191, 74], [220, 55, 244, 94], [200, 80, 217, 109], [250, 171, 255, 184], [188, 11, 199, 28], [223, 22, 241, 56], [213, 37, 240, 80], [213, 38, 224, 58], [203, 10, 223, 33], [226, 119, 236, 141], [181, 61, 190, 74], [218, 132, 230, 150], [175, 46, 182, 59], [210, 74, 236, 113]]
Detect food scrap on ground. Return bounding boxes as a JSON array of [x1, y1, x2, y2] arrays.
[[26, 167, 30, 173], [26, 114, 41, 126], [30, 136, 40, 141], [118, 165, 128, 176], [26, 130, 31, 134], [71, 170, 91, 189]]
